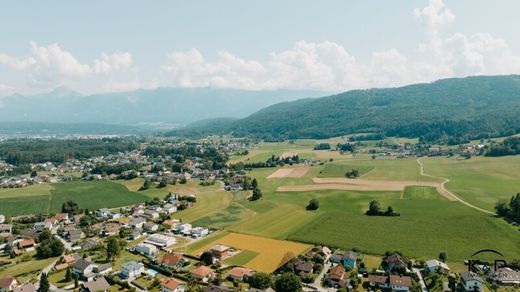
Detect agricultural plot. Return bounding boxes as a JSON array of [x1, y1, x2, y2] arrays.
[[267, 166, 309, 178], [286, 189, 520, 262], [317, 163, 374, 178], [189, 232, 311, 273], [421, 156, 520, 211], [0, 180, 148, 216]]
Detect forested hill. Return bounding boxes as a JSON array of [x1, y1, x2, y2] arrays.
[[168, 75, 520, 142]]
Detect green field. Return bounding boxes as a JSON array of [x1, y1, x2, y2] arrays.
[[318, 162, 374, 177], [422, 156, 520, 211], [222, 250, 259, 266], [184, 141, 520, 265], [0, 180, 149, 216]]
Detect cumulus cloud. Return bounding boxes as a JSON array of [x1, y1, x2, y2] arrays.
[[1, 0, 520, 94], [159, 0, 520, 91], [0, 43, 139, 94], [94, 52, 133, 74]]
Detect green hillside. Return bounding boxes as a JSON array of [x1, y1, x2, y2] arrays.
[[169, 75, 520, 142]]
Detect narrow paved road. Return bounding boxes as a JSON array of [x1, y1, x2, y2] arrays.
[[416, 158, 494, 215]]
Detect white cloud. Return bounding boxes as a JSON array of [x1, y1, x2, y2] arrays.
[[0, 83, 14, 98], [94, 52, 133, 74], [1, 0, 520, 95]]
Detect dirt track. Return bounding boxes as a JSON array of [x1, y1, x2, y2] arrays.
[[267, 166, 309, 178], [277, 177, 458, 201]]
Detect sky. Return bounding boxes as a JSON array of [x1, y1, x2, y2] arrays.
[[1, 0, 520, 96]]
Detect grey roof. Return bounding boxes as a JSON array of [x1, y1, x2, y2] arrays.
[[121, 261, 143, 271], [460, 271, 483, 283], [81, 277, 110, 292], [73, 258, 93, 271]]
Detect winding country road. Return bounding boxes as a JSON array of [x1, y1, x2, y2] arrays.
[[416, 158, 494, 215]]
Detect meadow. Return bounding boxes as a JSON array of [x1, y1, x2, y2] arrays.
[[422, 156, 520, 211], [0, 180, 149, 216]]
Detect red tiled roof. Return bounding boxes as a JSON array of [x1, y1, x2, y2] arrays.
[[162, 278, 182, 290]]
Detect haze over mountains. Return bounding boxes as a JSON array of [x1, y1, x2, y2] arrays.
[[0, 87, 325, 127], [169, 75, 520, 142]]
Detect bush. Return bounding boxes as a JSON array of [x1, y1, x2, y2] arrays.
[[306, 199, 319, 210]]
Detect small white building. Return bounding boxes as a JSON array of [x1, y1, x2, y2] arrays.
[[190, 227, 209, 238], [129, 217, 146, 229], [163, 204, 177, 214], [175, 223, 192, 233], [145, 233, 176, 247], [0, 215, 5, 224], [120, 261, 145, 279], [425, 259, 450, 274], [134, 243, 158, 256]]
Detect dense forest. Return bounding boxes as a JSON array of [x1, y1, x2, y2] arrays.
[[0, 138, 138, 165], [168, 75, 520, 143]]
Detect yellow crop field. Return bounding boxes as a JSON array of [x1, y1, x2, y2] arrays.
[[190, 232, 311, 273]]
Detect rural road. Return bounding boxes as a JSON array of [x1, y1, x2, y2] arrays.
[[416, 158, 494, 215]]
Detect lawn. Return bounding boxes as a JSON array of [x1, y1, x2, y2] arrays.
[[189, 232, 311, 273], [222, 250, 260, 266], [422, 156, 520, 211], [49, 269, 73, 288], [0, 195, 51, 217], [0, 254, 57, 283]]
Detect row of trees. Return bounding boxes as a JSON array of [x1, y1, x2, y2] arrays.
[[495, 193, 520, 223]]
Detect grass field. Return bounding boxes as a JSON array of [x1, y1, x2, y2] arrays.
[[0, 253, 57, 283], [222, 250, 260, 266], [422, 156, 520, 211], [317, 163, 374, 177], [0, 180, 149, 216], [189, 232, 311, 273]]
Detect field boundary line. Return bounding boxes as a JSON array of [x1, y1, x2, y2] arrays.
[[416, 158, 494, 215]]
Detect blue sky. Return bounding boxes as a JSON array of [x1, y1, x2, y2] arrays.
[[1, 0, 520, 96]]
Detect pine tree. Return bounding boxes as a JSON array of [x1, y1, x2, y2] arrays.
[[38, 273, 50, 292]]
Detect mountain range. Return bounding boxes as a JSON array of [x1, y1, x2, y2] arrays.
[[0, 87, 325, 127]]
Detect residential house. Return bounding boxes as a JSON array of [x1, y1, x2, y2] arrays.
[[162, 219, 179, 230], [157, 253, 186, 270], [384, 253, 409, 271], [145, 233, 176, 247], [17, 239, 35, 251], [129, 229, 144, 240], [326, 265, 347, 288], [96, 208, 110, 218], [103, 223, 121, 237], [390, 275, 412, 291], [190, 227, 209, 238], [144, 222, 159, 232], [134, 243, 158, 256], [73, 259, 97, 281], [227, 267, 254, 282], [190, 266, 215, 283], [0, 277, 17, 292], [129, 218, 146, 229], [0, 224, 12, 235], [368, 275, 389, 289], [67, 229, 84, 242], [209, 244, 231, 260], [162, 204, 177, 214], [161, 278, 185, 292], [460, 272, 484, 291], [120, 261, 145, 279], [341, 250, 357, 268], [175, 223, 192, 234], [424, 259, 450, 274], [144, 209, 159, 219], [33, 221, 53, 232], [294, 261, 313, 275], [81, 277, 110, 292]]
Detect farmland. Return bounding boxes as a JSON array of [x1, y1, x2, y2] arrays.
[[189, 232, 311, 273], [0, 180, 149, 216], [185, 140, 520, 267]]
